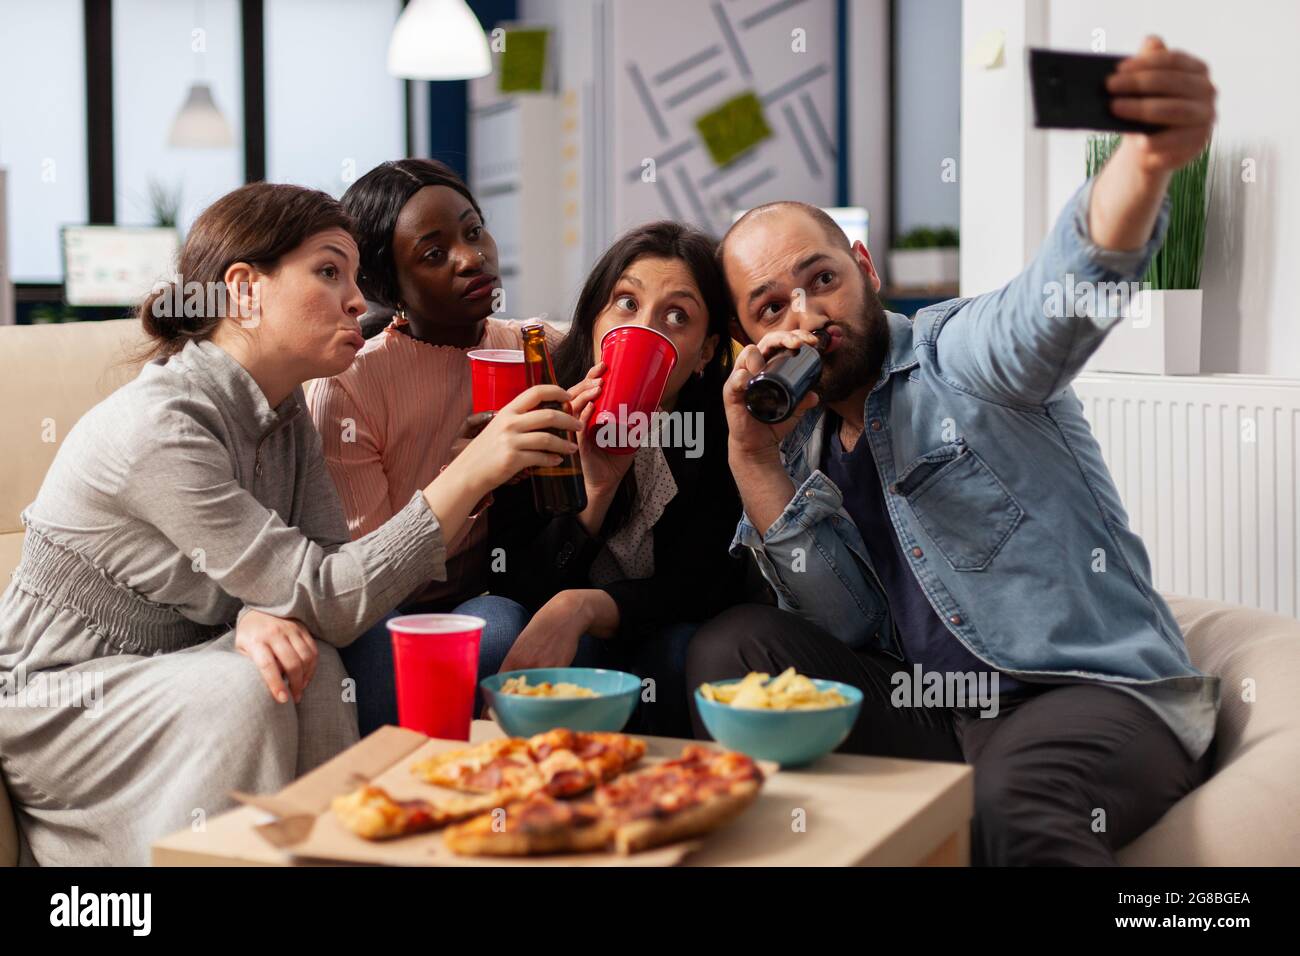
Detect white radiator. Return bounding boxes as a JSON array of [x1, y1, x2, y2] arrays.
[[1075, 373, 1300, 618]]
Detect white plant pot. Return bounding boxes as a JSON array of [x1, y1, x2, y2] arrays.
[[1085, 289, 1202, 375], [888, 248, 959, 288]]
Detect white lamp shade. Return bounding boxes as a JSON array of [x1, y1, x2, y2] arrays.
[[387, 0, 491, 80], [168, 82, 234, 148]]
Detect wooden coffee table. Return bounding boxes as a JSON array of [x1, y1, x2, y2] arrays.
[[153, 720, 973, 866]]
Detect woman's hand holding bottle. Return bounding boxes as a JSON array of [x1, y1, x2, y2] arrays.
[[422, 385, 582, 542]]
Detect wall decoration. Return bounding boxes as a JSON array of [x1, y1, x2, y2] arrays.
[[613, 0, 839, 236]]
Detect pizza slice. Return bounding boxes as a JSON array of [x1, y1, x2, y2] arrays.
[[442, 792, 613, 857], [595, 745, 765, 854], [330, 785, 500, 841], [442, 745, 766, 858]]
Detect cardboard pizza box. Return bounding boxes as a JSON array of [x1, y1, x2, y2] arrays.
[[229, 723, 758, 867], [153, 721, 974, 867]]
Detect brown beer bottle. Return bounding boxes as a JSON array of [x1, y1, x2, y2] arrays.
[[520, 323, 588, 517]]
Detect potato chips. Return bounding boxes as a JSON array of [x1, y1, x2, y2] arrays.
[[499, 675, 598, 698], [699, 668, 848, 710]]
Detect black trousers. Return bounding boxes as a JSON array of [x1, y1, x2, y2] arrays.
[[686, 604, 1213, 866]]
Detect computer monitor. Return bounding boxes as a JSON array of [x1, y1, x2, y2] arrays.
[[61, 225, 181, 307], [730, 205, 869, 249], [821, 206, 869, 249]]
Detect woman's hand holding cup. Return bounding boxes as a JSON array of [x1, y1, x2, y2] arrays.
[[570, 363, 632, 496]]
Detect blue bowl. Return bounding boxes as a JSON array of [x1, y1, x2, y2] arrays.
[[694, 678, 864, 767], [480, 667, 641, 738]]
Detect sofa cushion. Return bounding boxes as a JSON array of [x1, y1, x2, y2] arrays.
[[1118, 595, 1300, 865], [0, 319, 146, 542], [0, 319, 147, 867]]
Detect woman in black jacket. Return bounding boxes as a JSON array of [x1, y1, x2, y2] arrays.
[[483, 221, 760, 736]]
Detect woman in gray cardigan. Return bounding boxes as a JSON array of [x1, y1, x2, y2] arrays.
[[0, 182, 583, 866]]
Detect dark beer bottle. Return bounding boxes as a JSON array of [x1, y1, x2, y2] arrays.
[[521, 323, 588, 517], [745, 328, 831, 424]]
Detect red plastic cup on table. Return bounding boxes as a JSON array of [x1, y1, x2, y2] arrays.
[[387, 614, 485, 741], [586, 325, 679, 455], [468, 349, 528, 414]]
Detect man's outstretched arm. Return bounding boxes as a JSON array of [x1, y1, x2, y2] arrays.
[[929, 35, 1216, 408], [1090, 37, 1217, 249]]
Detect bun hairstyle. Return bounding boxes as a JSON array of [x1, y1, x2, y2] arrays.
[[138, 181, 355, 361], [340, 158, 481, 308]]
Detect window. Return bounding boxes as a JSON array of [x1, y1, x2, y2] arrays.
[[0, 0, 89, 282], [892, 0, 961, 239], [112, 0, 244, 231], [0, 0, 409, 295], [264, 0, 405, 196]]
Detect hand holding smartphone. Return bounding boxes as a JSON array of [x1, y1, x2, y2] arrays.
[[1029, 48, 1164, 133]]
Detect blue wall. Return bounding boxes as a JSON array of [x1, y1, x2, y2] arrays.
[[425, 0, 518, 177]]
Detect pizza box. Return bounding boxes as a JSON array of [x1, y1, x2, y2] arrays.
[[227, 723, 776, 867], [153, 721, 974, 866]]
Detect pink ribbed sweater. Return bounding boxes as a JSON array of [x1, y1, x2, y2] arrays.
[[306, 317, 561, 606]]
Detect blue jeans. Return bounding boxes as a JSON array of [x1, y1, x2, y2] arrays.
[[466, 598, 697, 734], [447, 597, 697, 738], [340, 595, 531, 738], [569, 622, 696, 739]]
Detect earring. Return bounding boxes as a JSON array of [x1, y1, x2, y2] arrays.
[[395, 304, 408, 325]]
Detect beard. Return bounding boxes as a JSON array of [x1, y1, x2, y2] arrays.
[[814, 282, 890, 404]]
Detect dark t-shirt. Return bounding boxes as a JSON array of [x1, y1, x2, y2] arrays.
[[821, 414, 1029, 696]]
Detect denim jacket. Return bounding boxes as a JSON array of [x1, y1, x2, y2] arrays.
[[732, 178, 1219, 760]]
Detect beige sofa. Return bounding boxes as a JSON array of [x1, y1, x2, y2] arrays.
[[2, 319, 1298, 866], [1, 319, 148, 867]]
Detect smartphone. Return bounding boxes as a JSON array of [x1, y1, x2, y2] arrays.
[[1028, 48, 1164, 134]]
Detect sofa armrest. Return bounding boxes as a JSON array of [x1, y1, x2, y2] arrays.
[[1118, 594, 1300, 865]]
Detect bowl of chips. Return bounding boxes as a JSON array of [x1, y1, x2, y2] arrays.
[[694, 668, 863, 767], [481, 667, 642, 737]]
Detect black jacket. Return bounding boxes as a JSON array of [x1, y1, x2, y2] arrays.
[[485, 375, 762, 642]]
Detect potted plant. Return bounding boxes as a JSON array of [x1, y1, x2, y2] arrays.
[[1083, 133, 1211, 375], [147, 178, 183, 229], [888, 226, 959, 288]]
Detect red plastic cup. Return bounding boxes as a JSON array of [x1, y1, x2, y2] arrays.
[[387, 614, 485, 741], [586, 325, 679, 455], [468, 349, 528, 413]]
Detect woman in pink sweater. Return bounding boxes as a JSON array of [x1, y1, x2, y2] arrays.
[[307, 160, 580, 734]]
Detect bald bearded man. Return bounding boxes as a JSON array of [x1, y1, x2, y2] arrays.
[[691, 37, 1220, 866]]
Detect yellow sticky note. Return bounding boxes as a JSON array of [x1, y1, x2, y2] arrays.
[[970, 29, 1005, 69]]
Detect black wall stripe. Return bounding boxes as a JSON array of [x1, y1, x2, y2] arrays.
[[241, 0, 266, 182], [84, 0, 114, 223]]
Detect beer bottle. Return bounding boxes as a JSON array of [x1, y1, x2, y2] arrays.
[[521, 323, 588, 516], [745, 328, 830, 424]]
